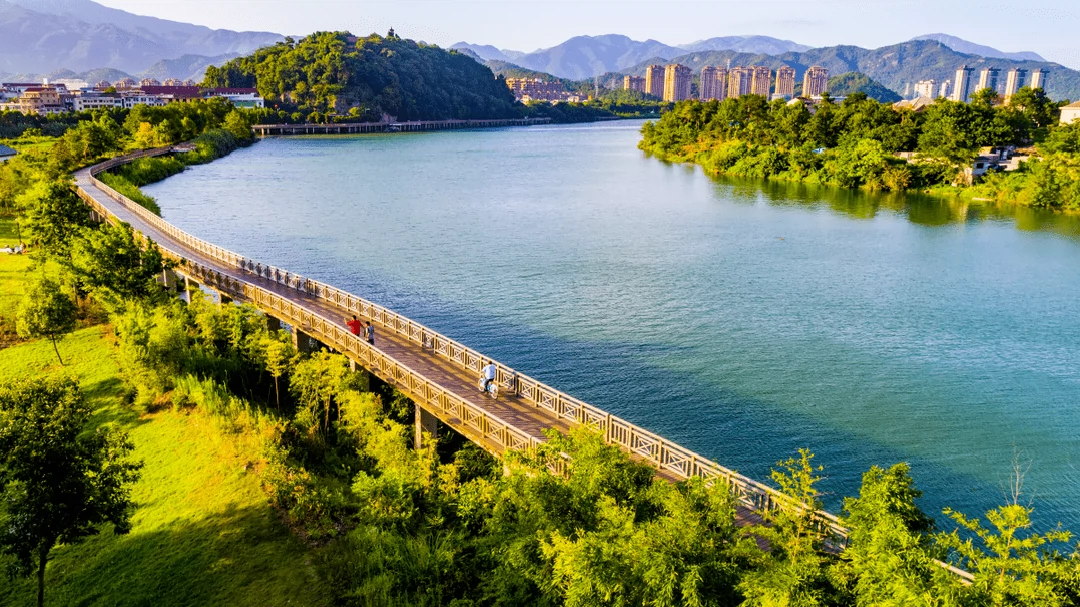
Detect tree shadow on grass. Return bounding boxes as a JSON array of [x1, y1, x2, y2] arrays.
[[1, 505, 322, 607]]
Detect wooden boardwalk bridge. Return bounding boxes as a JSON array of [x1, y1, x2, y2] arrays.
[[74, 145, 986, 566], [251, 117, 552, 137]]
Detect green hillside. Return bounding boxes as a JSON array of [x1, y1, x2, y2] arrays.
[[203, 31, 517, 121], [828, 72, 902, 102], [621, 40, 1080, 100]]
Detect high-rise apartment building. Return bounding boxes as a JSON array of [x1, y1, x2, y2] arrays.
[[1030, 68, 1047, 90], [914, 79, 937, 99], [713, 68, 728, 100], [976, 67, 1001, 97], [774, 66, 796, 98], [700, 66, 723, 100], [645, 65, 665, 98], [939, 80, 951, 99], [802, 66, 829, 97], [663, 64, 692, 102], [624, 75, 646, 93], [1003, 68, 1028, 102], [727, 67, 753, 99], [751, 66, 772, 97], [950, 65, 975, 102]]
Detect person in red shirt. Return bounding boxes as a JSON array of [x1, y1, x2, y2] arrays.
[[346, 315, 363, 336]]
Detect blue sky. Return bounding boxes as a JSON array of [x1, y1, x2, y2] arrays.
[[95, 0, 1079, 68]]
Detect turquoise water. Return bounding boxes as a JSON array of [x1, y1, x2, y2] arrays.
[[145, 121, 1080, 529]]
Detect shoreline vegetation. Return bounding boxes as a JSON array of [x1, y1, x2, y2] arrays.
[[3, 104, 1080, 605], [639, 89, 1080, 213]]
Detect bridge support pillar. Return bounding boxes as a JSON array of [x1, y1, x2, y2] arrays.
[[414, 405, 439, 450], [217, 291, 232, 306], [266, 316, 282, 333], [161, 269, 181, 292], [292, 327, 320, 354]]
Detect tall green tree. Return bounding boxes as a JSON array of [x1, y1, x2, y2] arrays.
[[0, 377, 142, 607], [16, 179, 92, 260], [16, 276, 78, 365], [67, 222, 171, 312]]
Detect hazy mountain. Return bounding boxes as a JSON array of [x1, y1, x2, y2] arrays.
[[454, 35, 815, 80], [678, 35, 810, 55], [139, 54, 240, 82], [622, 40, 1080, 100], [0, 0, 281, 76], [451, 43, 523, 64], [505, 35, 686, 80], [910, 34, 1045, 62]]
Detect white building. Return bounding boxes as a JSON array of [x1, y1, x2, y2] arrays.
[[73, 94, 124, 112], [913, 79, 937, 98], [1061, 101, 1080, 125], [204, 88, 264, 108], [121, 92, 167, 108]]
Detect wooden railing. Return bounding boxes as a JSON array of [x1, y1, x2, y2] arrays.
[[77, 150, 979, 581]]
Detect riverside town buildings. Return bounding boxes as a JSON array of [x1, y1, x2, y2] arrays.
[[503, 78, 579, 103], [802, 66, 829, 98], [663, 64, 692, 102], [623, 75, 645, 93], [0, 80, 264, 115], [645, 65, 665, 98], [774, 66, 796, 99]]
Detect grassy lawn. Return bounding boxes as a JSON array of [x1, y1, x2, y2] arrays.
[[0, 325, 326, 605]]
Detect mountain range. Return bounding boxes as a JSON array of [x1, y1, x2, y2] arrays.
[[909, 33, 1045, 62], [451, 34, 810, 80], [0, 0, 281, 80]]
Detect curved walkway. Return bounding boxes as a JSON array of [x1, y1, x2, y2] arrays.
[[76, 148, 855, 541]]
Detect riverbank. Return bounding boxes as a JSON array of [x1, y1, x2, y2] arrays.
[[97, 129, 254, 215]]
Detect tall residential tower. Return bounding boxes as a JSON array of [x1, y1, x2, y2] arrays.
[[950, 65, 975, 102], [751, 66, 772, 97], [774, 66, 796, 99], [663, 64, 692, 102], [1004, 68, 1028, 102], [645, 65, 665, 98], [802, 66, 829, 97]]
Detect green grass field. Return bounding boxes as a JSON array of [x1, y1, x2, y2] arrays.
[[0, 250, 327, 606]]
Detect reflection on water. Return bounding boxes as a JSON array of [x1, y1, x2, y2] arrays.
[[700, 174, 1080, 235]]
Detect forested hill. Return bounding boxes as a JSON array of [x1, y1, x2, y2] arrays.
[[621, 40, 1080, 101], [202, 31, 518, 122]]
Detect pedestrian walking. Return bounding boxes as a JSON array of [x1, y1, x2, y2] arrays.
[[365, 321, 375, 345]]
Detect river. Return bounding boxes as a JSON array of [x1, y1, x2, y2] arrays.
[[144, 120, 1080, 530]]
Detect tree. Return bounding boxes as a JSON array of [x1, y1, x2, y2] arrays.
[[68, 222, 171, 312], [16, 277, 78, 365], [16, 179, 92, 260], [0, 377, 141, 607], [834, 463, 958, 605], [263, 331, 297, 410]]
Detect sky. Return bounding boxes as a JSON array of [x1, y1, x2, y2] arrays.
[[94, 0, 1080, 69]]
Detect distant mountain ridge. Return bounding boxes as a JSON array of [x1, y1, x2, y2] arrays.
[[0, 0, 281, 79], [452, 34, 809, 80], [910, 34, 1045, 62]]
